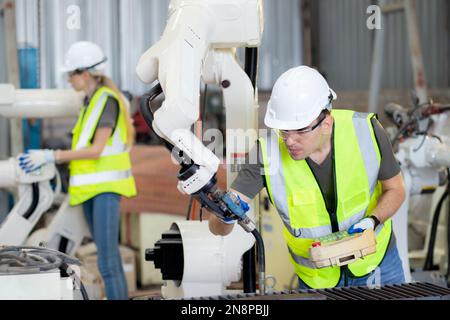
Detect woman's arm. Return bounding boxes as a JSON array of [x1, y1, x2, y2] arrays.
[[55, 127, 113, 163]]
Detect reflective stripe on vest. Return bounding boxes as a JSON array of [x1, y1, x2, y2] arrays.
[[75, 92, 109, 150], [70, 169, 133, 187], [74, 92, 126, 158]]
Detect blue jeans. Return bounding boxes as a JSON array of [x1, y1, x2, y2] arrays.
[[299, 244, 406, 289], [82, 193, 128, 300]]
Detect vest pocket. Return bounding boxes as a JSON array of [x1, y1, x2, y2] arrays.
[[289, 189, 319, 229], [340, 189, 370, 219]]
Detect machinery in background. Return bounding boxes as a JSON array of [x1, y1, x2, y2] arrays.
[[0, 84, 91, 256], [136, 0, 264, 298], [0, 246, 88, 300], [0, 158, 55, 245], [146, 221, 254, 299], [385, 98, 450, 285]]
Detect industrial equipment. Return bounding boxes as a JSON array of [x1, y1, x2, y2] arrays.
[[0, 84, 91, 255], [136, 0, 265, 298], [385, 99, 450, 284], [0, 245, 88, 300]]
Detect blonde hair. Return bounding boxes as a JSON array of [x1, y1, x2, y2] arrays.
[[92, 73, 135, 148]]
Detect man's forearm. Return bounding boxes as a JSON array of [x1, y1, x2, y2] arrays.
[[371, 173, 406, 224]]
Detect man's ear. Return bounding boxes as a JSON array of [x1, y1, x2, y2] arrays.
[[322, 115, 332, 130]]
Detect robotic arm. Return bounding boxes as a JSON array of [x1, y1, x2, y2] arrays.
[[0, 84, 90, 254], [0, 159, 56, 245], [136, 0, 263, 230], [384, 100, 450, 282], [385, 101, 450, 193], [136, 0, 266, 297]]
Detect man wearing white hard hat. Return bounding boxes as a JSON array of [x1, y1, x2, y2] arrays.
[[209, 66, 406, 289], [18, 41, 137, 299]]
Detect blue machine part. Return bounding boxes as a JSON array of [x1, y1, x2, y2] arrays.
[[18, 46, 42, 150]]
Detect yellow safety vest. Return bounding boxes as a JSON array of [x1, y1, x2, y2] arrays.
[[259, 109, 392, 289], [69, 86, 137, 206]]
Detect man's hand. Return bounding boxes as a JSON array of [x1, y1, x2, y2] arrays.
[[220, 191, 250, 222], [214, 191, 250, 225], [348, 216, 380, 234], [209, 190, 251, 236], [18, 149, 55, 173]]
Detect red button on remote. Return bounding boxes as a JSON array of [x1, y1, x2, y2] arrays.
[[312, 242, 321, 247]]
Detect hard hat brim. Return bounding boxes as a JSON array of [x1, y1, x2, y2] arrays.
[[60, 65, 76, 73], [264, 113, 316, 131]]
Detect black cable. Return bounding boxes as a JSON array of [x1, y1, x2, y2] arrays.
[[423, 190, 448, 270], [201, 83, 208, 134], [429, 134, 443, 143], [79, 281, 89, 300], [251, 228, 266, 294], [0, 246, 88, 299], [140, 83, 194, 168], [244, 48, 258, 90], [251, 229, 265, 274], [139, 83, 173, 152], [243, 47, 259, 295], [59, 262, 89, 300], [412, 134, 427, 152], [447, 214, 450, 286], [185, 197, 193, 221], [58, 237, 69, 254], [424, 172, 449, 270], [23, 183, 39, 219]]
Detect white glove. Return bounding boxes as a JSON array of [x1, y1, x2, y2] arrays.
[[348, 216, 380, 234], [18, 149, 55, 173]]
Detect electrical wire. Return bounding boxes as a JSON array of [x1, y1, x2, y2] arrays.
[[185, 197, 193, 221], [412, 134, 427, 152], [423, 169, 450, 270], [251, 228, 266, 295], [22, 183, 39, 219], [201, 83, 208, 133], [0, 246, 88, 300]]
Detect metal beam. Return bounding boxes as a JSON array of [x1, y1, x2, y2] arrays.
[[381, 0, 404, 13], [301, 0, 313, 66], [3, 0, 23, 156], [368, 0, 387, 113], [404, 0, 429, 104]]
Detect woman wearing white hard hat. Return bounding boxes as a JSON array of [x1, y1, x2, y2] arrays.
[[19, 41, 137, 300]]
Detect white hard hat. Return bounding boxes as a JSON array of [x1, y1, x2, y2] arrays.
[[61, 41, 107, 73], [264, 66, 337, 130]]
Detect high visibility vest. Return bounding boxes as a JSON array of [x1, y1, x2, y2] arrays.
[[68, 86, 137, 206], [259, 109, 392, 289]]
